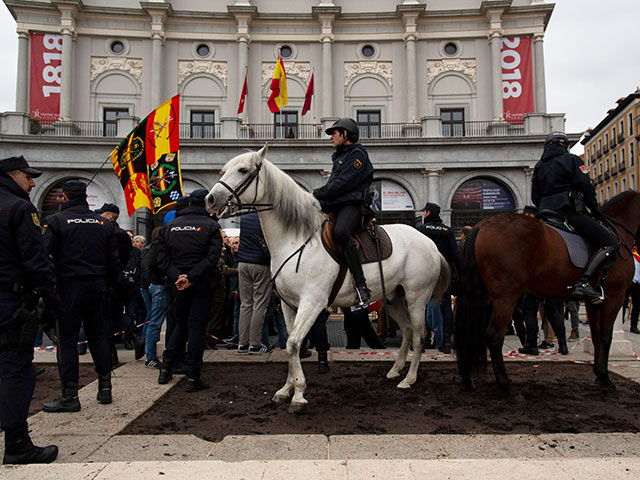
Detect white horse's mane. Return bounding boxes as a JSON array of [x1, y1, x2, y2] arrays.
[[251, 151, 323, 237]]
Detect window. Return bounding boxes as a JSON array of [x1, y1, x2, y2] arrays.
[[357, 110, 381, 139], [622, 178, 627, 191], [619, 119, 624, 139], [631, 142, 635, 166], [196, 44, 210, 57], [274, 110, 298, 139], [613, 153, 617, 168], [606, 158, 610, 170], [629, 113, 634, 136], [614, 182, 619, 195], [631, 173, 636, 190], [103, 107, 129, 136], [607, 185, 611, 200], [441, 108, 464, 136], [110, 40, 124, 55], [621, 147, 625, 167], [361, 45, 375, 58], [190, 111, 215, 139], [279, 45, 293, 59], [444, 42, 458, 56]]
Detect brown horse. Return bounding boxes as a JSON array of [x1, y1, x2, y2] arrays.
[[455, 191, 640, 398]]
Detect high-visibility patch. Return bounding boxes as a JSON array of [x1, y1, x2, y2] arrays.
[[579, 165, 588, 174], [31, 213, 40, 227], [353, 158, 363, 170]]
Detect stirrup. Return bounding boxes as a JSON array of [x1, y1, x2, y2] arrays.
[[354, 284, 371, 307], [569, 282, 604, 304]]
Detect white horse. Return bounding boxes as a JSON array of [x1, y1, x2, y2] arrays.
[[206, 145, 450, 413]]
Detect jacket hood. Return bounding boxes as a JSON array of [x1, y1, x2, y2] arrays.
[[541, 142, 567, 161]]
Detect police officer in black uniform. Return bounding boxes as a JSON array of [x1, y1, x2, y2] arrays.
[[42, 181, 119, 412], [0, 155, 59, 464], [313, 118, 375, 306], [416, 202, 461, 353], [157, 189, 222, 392], [532, 131, 619, 302], [96, 203, 132, 364]]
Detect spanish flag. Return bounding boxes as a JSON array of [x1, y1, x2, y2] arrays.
[[267, 56, 288, 113], [633, 246, 640, 263], [109, 95, 183, 215]]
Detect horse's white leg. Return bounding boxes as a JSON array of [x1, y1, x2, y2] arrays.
[[385, 299, 412, 379], [397, 294, 428, 389], [272, 302, 297, 404]]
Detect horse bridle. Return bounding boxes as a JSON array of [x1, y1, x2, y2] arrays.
[[216, 162, 273, 216], [597, 212, 638, 259]]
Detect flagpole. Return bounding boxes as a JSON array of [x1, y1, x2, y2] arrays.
[[312, 68, 317, 126], [242, 65, 248, 124]]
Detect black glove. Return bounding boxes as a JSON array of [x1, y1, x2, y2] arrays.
[[40, 305, 59, 344]]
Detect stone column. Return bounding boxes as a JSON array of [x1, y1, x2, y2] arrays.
[[16, 29, 30, 113], [422, 169, 443, 205], [320, 18, 334, 119], [404, 32, 418, 122], [486, 9, 504, 121], [59, 26, 75, 120], [235, 14, 251, 121], [143, 3, 170, 109], [533, 33, 547, 114], [523, 167, 534, 205]]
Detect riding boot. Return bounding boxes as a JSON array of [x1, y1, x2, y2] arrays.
[[557, 336, 569, 355], [343, 238, 371, 307], [158, 363, 173, 385], [3, 425, 58, 465], [571, 246, 616, 303], [317, 351, 330, 374], [42, 382, 81, 413], [186, 369, 210, 393], [96, 373, 112, 404]]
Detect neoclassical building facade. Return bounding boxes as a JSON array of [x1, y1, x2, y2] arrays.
[[0, 0, 573, 235]]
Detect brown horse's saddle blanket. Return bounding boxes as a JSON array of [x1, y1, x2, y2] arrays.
[[321, 214, 393, 264], [537, 209, 590, 268]]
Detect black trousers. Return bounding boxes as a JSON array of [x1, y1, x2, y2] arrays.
[[334, 204, 362, 249], [305, 308, 330, 353], [58, 278, 112, 382], [518, 294, 566, 347], [440, 290, 454, 340], [163, 282, 212, 371], [562, 208, 619, 250], [344, 307, 379, 348], [629, 282, 640, 329]]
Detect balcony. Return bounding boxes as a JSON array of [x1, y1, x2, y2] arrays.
[[597, 148, 602, 158], [29, 119, 107, 137], [618, 132, 625, 143], [610, 138, 617, 148], [620, 161, 626, 172], [597, 174, 603, 184], [604, 170, 611, 180], [611, 165, 618, 176], [603, 144, 610, 154], [179, 122, 221, 139]]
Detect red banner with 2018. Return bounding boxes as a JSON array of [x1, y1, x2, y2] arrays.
[[501, 36, 534, 122], [29, 33, 62, 121]]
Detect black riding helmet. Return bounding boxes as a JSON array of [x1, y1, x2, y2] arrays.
[[325, 117, 359, 138], [545, 131, 569, 148]]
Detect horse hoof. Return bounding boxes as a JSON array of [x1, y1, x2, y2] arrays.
[[288, 402, 307, 415], [396, 380, 412, 389], [386, 370, 400, 379], [272, 393, 290, 405]]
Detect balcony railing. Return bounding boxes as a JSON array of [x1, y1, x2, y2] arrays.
[[603, 144, 610, 153], [179, 122, 221, 139], [597, 174, 603, 184], [597, 148, 602, 158], [25, 119, 529, 140], [29, 119, 109, 137], [618, 132, 625, 143], [620, 161, 626, 172], [611, 165, 618, 176], [610, 138, 617, 148], [604, 170, 611, 180]]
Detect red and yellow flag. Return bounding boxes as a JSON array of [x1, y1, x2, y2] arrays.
[[633, 246, 640, 263], [109, 94, 183, 215], [267, 56, 288, 113], [237, 73, 248, 114]]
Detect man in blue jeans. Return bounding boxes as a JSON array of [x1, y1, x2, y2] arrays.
[[140, 227, 167, 369]]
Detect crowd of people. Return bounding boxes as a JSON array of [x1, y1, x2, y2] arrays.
[[1, 120, 638, 466]]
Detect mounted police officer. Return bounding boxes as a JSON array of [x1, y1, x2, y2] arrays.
[[42, 180, 119, 413], [0, 155, 59, 464], [416, 202, 461, 353], [532, 131, 619, 303], [313, 117, 375, 306], [157, 189, 222, 392]]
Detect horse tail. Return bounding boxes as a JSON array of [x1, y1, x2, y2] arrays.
[[455, 227, 491, 381], [431, 253, 451, 303]]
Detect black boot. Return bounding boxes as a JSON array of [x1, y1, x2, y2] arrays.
[[571, 246, 616, 303], [158, 364, 173, 385], [96, 373, 112, 404], [438, 333, 452, 354], [557, 337, 569, 355], [186, 369, 210, 393], [42, 382, 80, 413], [3, 426, 58, 465], [343, 238, 371, 307], [134, 334, 146, 360], [317, 351, 330, 374]]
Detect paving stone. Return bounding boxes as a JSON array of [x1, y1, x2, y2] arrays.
[[209, 434, 328, 461], [329, 434, 442, 459], [85, 434, 214, 462]]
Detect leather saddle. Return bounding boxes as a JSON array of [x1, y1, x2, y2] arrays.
[[537, 209, 591, 268], [321, 213, 393, 264]]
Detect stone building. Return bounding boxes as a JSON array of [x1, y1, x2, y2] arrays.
[[0, 0, 573, 235], [581, 90, 640, 204]]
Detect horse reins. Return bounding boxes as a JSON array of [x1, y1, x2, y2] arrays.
[[216, 162, 273, 216], [597, 212, 637, 259]]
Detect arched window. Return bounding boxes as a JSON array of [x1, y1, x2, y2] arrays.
[[370, 179, 415, 225], [450, 177, 515, 234]]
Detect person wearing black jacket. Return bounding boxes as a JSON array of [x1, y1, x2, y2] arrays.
[[42, 181, 119, 413], [531, 131, 619, 302], [416, 202, 461, 354], [140, 227, 168, 369], [156, 189, 222, 392], [0, 156, 59, 464], [313, 117, 375, 306], [96, 202, 133, 364]]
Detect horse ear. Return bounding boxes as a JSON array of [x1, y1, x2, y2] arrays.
[[256, 143, 268, 164]]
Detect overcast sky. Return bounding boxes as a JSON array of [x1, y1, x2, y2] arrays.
[[1, 0, 639, 154]]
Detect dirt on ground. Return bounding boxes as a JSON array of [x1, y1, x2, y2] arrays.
[[31, 363, 97, 416], [119, 361, 640, 442]]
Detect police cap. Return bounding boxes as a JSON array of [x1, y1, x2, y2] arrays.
[[189, 189, 208, 206], [0, 155, 42, 178], [325, 117, 359, 137], [95, 203, 119, 214], [423, 202, 441, 215], [61, 180, 87, 194], [545, 131, 569, 147]]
